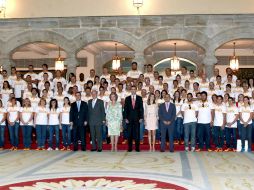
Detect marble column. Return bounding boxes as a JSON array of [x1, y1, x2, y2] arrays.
[[132, 51, 146, 73], [0, 55, 12, 74], [65, 52, 79, 78], [203, 55, 217, 79]]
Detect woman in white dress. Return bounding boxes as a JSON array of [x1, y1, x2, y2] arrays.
[[144, 93, 158, 152], [0, 81, 13, 108]]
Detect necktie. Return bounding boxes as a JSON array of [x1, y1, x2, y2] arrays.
[[132, 96, 135, 109], [77, 101, 80, 112], [166, 102, 169, 112]]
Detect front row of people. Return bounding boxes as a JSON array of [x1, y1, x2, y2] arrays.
[[0, 88, 252, 153]]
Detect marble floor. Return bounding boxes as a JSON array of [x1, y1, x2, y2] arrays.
[[0, 150, 254, 190]]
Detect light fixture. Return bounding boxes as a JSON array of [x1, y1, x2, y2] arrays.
[[55, 47, 65, 71], [133, 0, 143, 11], [112, 43, 121, 71], [171, 43, 180, 71], [0, 0, 6, 18], [229, 42, 239, 71]]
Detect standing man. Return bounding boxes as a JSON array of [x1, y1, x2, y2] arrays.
[[70, 92, 88, 151], [158, 94, 176, 152], [88, 90, 106, 152], [124, 85, 144, 152]]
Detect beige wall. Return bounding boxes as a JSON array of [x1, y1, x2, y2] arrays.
[[4, 0, 254, 18]]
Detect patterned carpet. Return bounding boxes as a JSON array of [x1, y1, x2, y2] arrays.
[[0, 150, 253, 190]]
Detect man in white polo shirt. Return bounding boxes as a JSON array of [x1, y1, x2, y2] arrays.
[[127, 62, 142, 80], [181, 93, 198, 152]]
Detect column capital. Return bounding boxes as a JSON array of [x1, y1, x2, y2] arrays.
[[203, 54, 218, 66]]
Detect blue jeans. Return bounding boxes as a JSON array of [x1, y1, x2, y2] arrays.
[[174, 117, 183, 141], [237, 120, 242, 139], [140, 120, 145, 141], [36, 125, 47, 148], [184, 122, 197, 148], [21, 125, 32, 148], [225, 127, 236, 149], [62, 124, 71, 147], [197, 123, 211, 149], [49, 125, 60, 148], [8, 122, 19, 147], [0, 125, 5, 147], [214, 126, 224, 148], [241, 124, 252, 150]]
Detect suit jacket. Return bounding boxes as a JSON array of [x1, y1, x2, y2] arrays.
[[70, 101, 88, 126], [123, 95, 144, 122], [88, 98, 106, 126], [158, 102, 176, 126]]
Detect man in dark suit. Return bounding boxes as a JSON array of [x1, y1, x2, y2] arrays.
[[124, 85, 144, 152], [88, 90, 106, 152], [70, 91, 88, 151], [158, 94, 176, 152]]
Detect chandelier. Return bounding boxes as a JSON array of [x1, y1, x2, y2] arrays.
[[133, 0, 143, 9], [55, 47, 65, 71], [229, 42, 239, 71], [112, 43, 121, 70], [171, 43, 180, 71], [0, 0, 6, 18]]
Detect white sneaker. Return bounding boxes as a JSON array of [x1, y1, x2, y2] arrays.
[[191, 147, 195, 152], [47, 147, 53, 151], [185, 147, 189, 152], [55, 148, 59, 151]]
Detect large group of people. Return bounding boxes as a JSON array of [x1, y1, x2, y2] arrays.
[[0, 62, 253, 153]]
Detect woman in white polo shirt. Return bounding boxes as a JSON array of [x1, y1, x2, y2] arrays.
[[239, 96, 253, 152], [7, 97, 20, 150], [173, 91, 183, 144], [60, 97, 71, 151], [0, 100, 7, 150], [20, 98, 34, 150], [181, 93, 198, 152], [211, 95, 226, 152], [0, 81, 13, 108], [47, 99, 61, 151], [34, 98, 49, 150], [225, 97, 238, 152]]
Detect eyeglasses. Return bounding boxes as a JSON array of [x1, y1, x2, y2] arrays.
[[189, 104, 191, 109]]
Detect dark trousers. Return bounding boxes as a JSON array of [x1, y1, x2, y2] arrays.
[[73, 125, 86, 150], [197, 123, 211, 149], [241, 124, 252, 150], [89, 124, 102, 150], [225, 127, 237, 149], [160, 124, 174, 151], [214, 126, 224, 148], [127, 121, 140, 151]]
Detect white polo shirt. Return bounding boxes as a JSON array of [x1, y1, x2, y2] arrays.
[[7, 105, 20, 122], [35, 106, 49, 125], [20, 107, 34, 126], [48, 108, 60, 125], [13, 79, 26, 98], [0, 107, 6, 126], [127, 70, 142, 79], [174, 99, 183, 118], [225, 105, 238, 128], [181, 102, 198, 124], [60, 106, 70, 125], [239, 105, 253, 125], [197, 101, 212, 124], [211, 104, 226, 126]]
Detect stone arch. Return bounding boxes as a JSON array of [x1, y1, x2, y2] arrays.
[[73, 28, 138, 54], [208, 27, 254, 52], [4, 30, 76, 56], [141, 27, 209, 51]]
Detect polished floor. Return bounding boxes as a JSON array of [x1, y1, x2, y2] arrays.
[[0, 150, 254, 190]]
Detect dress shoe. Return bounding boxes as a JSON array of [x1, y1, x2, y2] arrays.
[[127, 149, 132, 152], [160, 149, 165, 152], [91, 149, 97, 152], [82, 148, 86, 151], [135, 149, 140, 152], [73, 149, 78, 151], [97, 149, 102, 152], [170, 150, 174, 153]]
